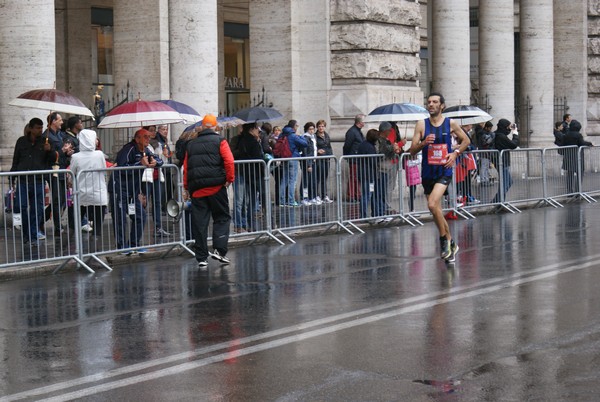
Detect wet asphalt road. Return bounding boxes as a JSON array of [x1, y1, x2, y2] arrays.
[[1, 202, 600, 401]]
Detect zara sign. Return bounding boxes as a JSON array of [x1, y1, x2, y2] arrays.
[[224, 76, 245, 89]]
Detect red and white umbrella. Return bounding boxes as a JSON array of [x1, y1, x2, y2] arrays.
[[9, 88, 94, 117], [97, 99, 184, 128]]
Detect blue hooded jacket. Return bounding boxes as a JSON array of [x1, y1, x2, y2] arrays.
[[281, 126, 308, 157]]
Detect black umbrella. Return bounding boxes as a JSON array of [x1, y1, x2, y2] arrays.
[[233, 106, 283, 123]]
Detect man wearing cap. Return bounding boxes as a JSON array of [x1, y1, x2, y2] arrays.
[[183, 114, 235, 267], [109, 128, 163, 253]]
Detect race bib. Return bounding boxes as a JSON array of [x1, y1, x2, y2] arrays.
[[427, 143, 448, 165]]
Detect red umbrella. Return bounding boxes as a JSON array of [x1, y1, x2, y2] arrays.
[[97, 99, 184, 128], [9, 88, 94, 117]]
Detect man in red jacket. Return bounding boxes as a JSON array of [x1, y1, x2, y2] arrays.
[[183, 114, 235, 267]]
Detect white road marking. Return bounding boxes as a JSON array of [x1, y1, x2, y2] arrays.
[[3, 254, 599, 402]]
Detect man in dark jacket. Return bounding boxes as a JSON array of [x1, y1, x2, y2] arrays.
[[11, 118, 54, 244], [491, 118, 519, 203], [562, 120, 592, 193], [183, 114, 235, 267], [235, 122, 264, 231], [343, 114, 365, 201]]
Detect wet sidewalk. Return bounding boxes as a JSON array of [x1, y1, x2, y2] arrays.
[[1, 202, 600, 400]]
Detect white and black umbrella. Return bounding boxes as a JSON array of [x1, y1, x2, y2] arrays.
[[443, 105, 492, 125]]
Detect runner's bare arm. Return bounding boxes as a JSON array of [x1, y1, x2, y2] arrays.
[[409, 120, 426, 156], [444, 119, 472, 168]]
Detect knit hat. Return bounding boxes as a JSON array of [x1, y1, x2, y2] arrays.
[[497, 118, 511, 130]]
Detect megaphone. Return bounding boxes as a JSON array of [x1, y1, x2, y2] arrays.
[[166, 199, 191, 222]]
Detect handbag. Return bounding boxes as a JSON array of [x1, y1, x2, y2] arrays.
[[406, 164, 421, 186]]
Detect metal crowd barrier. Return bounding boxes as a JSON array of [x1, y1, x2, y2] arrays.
[[4, 146, 600, 273], [266, 156, 346, 242], [579, 146, 600, 202]]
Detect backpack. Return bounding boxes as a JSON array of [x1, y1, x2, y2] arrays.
[[481, 131, 496, 148], [273, 135, 292, 158]]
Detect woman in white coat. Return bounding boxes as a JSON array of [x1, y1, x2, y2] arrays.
[[69, 129, 108, 237]]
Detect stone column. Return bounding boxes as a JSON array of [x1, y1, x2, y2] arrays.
[[0, 0, 56, 170], [589, 2, 600, 137], [554, 2, 587, 135], [328, 0, 422, 144], [65, 0, 94, 109], [520, 0, 554, 147], [113, 0, 169, 100], [478, 0, 514, 124], [169, 0, 219, 116], [430, 0, 471, 106], [250, 0, 336, 132]]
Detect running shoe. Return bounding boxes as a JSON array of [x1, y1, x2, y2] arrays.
[[440, 236, 451, 260], [446, 240, 459, 262], [209, 249, 231, 264]]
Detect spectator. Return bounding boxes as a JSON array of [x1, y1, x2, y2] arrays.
[[474, 121, 495, 186], [562, 119, 592, 194], [315, 120, 334, 203], [10, 118, 54, 244], [278, 120, 308, 207], [301, 121, 318, 205], [69, 129, 108, 239], [343, 114, 365, 202], [235, 122, 265, 232], [229, 127, 248, 232], [183, 114, 235, 267], [491, 119, 519, 203], [561, 113, 572, 134], [376, 122, 397, 218], [143, 126, 171, 237], [44, 112, 74, 236], [109, 129, 163, 254], [356, 129, 382, 219]]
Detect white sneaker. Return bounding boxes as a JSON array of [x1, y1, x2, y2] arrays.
[[323, 196, 333, 203], [81, 224, 93, 232], [301, 198, 313, 206], [209, 249, 231, 264], [315, 196, 322, 203], [311, 198, 322, 205]]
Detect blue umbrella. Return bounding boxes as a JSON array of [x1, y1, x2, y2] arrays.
[[363, 103, 428, 122], [154, 99, 202, 123]]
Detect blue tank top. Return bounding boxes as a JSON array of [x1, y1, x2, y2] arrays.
[[421, 117, 453, 179]]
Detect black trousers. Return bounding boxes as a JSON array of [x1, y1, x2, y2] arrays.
[[190, 186, 231, 261]]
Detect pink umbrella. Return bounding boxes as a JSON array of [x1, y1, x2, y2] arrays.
[[9, 88, 94, 117], [97, 99, 184, 128]]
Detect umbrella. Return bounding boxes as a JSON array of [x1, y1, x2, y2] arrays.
[[363, 103, 428, 122], [182, 116, 245, 136], [97, 99, 184, 128], [154, 99, 202, 123], [9, 88, 94, 117], [233, 106, 283, 123], [443, 105, 491, 125]]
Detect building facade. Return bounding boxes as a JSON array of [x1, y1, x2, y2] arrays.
[[0, 0, 598, 169]]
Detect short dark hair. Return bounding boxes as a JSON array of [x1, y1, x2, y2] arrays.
[[287, 120, 298, 128], [303, 122, 315, 132], [563, 114, 571, 121], [555, 121, 563, 130], [261, 122, 272, 135], [427, 92, 445, 105], [47, 112, 61, 125], [28, 117, 43, 128], [484, 121, 493, 129], [67, 115, 81, 130], [366, 129, 379, 143]]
